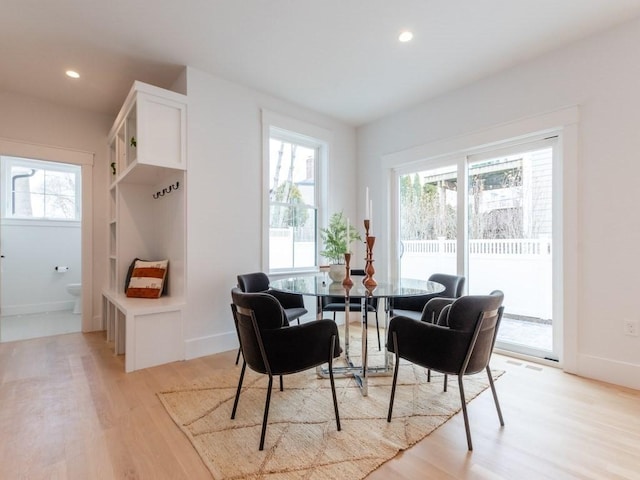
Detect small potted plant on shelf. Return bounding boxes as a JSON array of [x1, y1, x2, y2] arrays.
[[320, 211, 362, 282]]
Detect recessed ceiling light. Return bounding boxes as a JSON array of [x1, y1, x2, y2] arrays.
[[398, 31, 414, 43], [65, 70, 80, 79]]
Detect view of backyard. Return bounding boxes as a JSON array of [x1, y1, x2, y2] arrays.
[[268, 133, 556, 358]]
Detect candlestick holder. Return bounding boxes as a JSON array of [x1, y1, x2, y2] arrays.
[[363, 220, 377, 288], [342, 252, 353, 287]]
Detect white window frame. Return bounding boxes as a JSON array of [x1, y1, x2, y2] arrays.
[[1, 156, 82, 223], [261, 110, 330, 274]]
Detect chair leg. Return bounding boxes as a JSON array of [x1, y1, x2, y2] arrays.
[[444, 373, 448, 392], [387, 332, 400, 422], [427, 369, 431, 382], [375, 310, 381, 351], [279, 375, 283, 392], [231, 360, 247, 419], [328, 334, 341, 431], [259, 375, 274, 451], [235, 347, 242, 365], [458, 376, 473, 451], [486, 365, 504, 426]]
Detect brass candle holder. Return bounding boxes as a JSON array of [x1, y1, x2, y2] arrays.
[[363, 219, 377, 288], [342, 252, 353, 287]]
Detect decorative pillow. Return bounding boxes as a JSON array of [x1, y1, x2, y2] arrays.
[[126, 259, 168, 298], [124, 257, 142, 294]]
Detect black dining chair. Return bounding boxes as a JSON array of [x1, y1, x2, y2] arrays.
[[237, 272, 308, 324], [386, 290, 505, 450], [320, 269, 381, 350], [390, 273, 465, 321], [235, 272, 308, 364], [230, 288, 342, 450]]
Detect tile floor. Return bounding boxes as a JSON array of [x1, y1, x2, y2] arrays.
[[0, 310, 81, 343]]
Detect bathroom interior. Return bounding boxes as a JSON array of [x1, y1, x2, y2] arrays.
[[0, 155, 82, 342]]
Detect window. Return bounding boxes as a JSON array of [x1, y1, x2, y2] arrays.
[[2, 156, 81, 221], [263, 111, 329, 273]]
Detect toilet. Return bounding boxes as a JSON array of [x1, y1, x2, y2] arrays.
[[66, 283, 82, 314]]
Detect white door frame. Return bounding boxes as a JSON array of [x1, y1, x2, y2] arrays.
[[382, 106, 579, 372], [0, 137, 94, 333]]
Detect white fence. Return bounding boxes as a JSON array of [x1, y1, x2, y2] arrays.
[[402, 239, 552, 320], [271, 232, 553, 320], [403, 239, 552, 256], [270, 228, 315, 269]]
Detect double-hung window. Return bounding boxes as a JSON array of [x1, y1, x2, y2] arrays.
[[263, 111, 328, 273]]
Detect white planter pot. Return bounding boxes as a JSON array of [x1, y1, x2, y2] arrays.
[[328, 264, 346, 283]]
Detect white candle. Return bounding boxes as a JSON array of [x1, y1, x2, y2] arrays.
[[369, 200, 373, 233], [365, 187, 370, 219], [346, 217, 350, 252]]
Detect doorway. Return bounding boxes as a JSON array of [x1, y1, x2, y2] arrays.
[[396, 137, 559, 361], [0, 155, 82, 342]]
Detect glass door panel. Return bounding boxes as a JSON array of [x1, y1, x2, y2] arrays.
[[467, 144, 555, 358], [398, 165, 458, 280]]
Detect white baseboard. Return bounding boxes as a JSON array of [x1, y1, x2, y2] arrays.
[[578, 354, 640, 390], [1, 300, 75, 317], [184, 330, 238, 360]]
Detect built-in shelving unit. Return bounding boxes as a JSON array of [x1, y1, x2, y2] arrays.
[[103, 81, 187, 372]]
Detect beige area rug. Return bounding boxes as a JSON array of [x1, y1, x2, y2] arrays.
[[158, 356, 502, 480]]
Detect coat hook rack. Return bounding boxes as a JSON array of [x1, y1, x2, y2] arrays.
[[153, 181, 180, 199]]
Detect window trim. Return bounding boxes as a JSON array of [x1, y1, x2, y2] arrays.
[[2, 156, 82, 221], [261, 110, 330, 274]]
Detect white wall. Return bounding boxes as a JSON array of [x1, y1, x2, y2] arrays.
[[182, 67, 357, 359], [0, 91, 113, 330], [357, 17, 640, 389], [0, 73, 357, 364], [0, 221, 81, 315]]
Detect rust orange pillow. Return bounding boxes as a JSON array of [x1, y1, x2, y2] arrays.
[[126, 260, 168, 298]]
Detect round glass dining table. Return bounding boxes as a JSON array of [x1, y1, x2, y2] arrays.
[[271, 274, 444, 396]]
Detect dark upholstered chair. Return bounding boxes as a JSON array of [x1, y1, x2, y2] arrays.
[[320, 269, 381, 350], [237, 272, 308, 324], [235, 272, 308, 364], [230, 288, 341, 450], [387, 290, 505, 450], [390, 273, 465, 321]]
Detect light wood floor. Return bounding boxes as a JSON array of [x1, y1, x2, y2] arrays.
[[1, 332, 639, 479]]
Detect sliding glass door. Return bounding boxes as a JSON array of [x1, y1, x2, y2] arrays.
[[398, 164, 458, 279], [395, 137, 558, 361]]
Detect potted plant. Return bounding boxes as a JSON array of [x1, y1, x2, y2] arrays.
[[320, 211, 362, 282]]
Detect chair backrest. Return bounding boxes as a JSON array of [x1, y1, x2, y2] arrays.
[[445, 290, 504, 375], [231, 287, 287, 374], [428, 273, 465, 298], [237, 272, 270, 293]]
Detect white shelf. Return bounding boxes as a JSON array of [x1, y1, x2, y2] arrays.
[[105, 80, 187, 372]]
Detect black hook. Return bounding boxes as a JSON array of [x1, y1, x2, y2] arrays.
[[153, 181, 180, 199]]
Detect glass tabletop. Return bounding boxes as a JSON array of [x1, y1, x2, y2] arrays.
[[271, 274, 444, 299]]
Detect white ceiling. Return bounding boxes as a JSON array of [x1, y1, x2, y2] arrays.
[[2, 0, 640, 126]]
